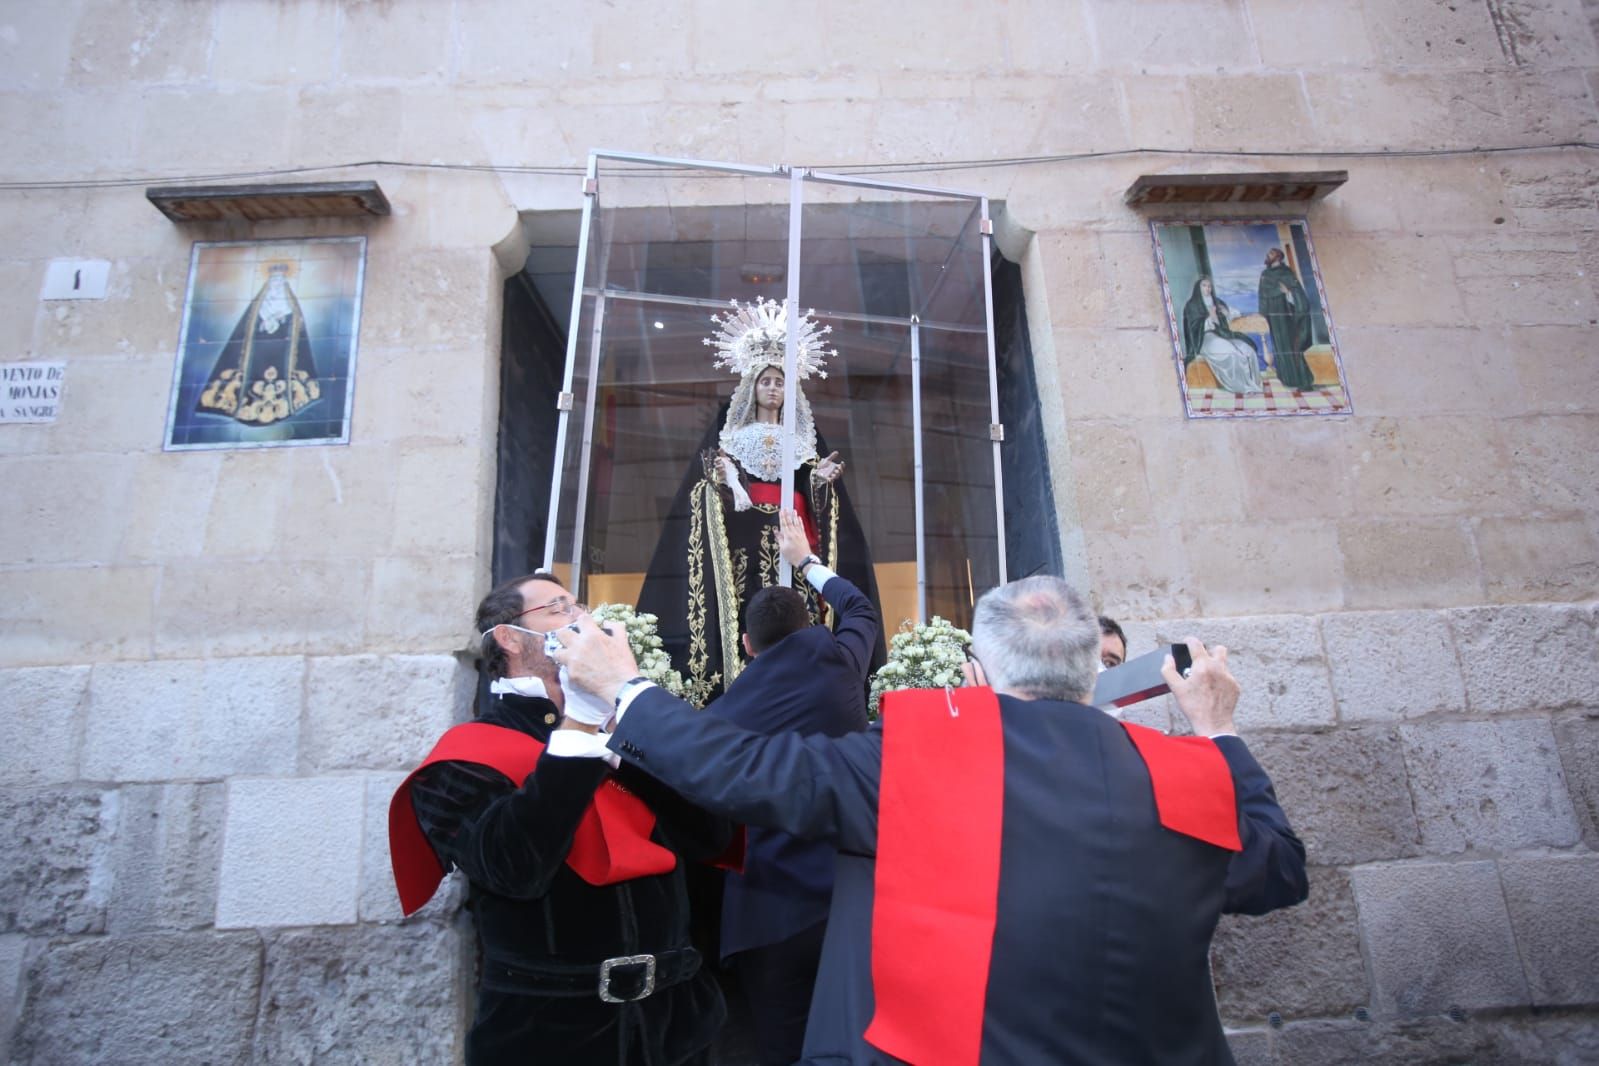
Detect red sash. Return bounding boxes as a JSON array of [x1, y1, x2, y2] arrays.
[[866, 689, 1241, 1066], [746, 481, 817, 547], [388, 722, 677, 916]]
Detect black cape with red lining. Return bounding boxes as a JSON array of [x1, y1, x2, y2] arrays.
[[397, 692, 734, 1066], [605, 684, 1309, 1065]]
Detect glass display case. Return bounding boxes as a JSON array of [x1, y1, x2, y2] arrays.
[[542, 151, 1004, 695]]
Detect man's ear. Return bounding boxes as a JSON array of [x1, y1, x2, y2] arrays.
[[742, 633, 756, 659], [490, 624, 520, 658]]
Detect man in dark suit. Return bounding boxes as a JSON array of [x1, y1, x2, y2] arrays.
[[552, 567, 1308, 1065], [712, 508, 876, 1065]]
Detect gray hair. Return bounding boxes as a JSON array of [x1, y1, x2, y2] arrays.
[[970, 576, 1100, 703]]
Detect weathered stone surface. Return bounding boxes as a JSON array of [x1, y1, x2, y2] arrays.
[[1499, 855, 1599, 1007], [1319, 610, 1467, 722], [1236, 420, 1358, 522], [1504, 414, 1599, 514], [1349, 416, 1527, 518], [1352, 860, 1528, 1016], [1212, 867, 1368, 1023], [304, 655, 469, 772], [0, 564, 158, 668], [1146, 615, 1335, 731], [82, 657, 303, 782], [108, 782, 225, 933], [1449, 603, 1599, 713], [1402, 718, 1580, 854], [0, 665, 87, 786], [1082, 525, 1200, 622], [1224, 1028, 1272, 1066], [1065, 421, 1153, 530], [0, 934, 28, 1063], [1187, 522, 1345, 617], [1249, 728, 1422, 864], [359, 772, 465, 923], [253, 923, 464, 1064], [1337, 519, 1484, 611], [216, 776, 365, 929], [1270, 1015, 1498, 1066], [1552, 713, 1599, 849], [9, 931, 262, 1066], [366, 554, 482, 651], [0, 788, 112, 935], [1488, 1010, 1599, 1064], [154, 557, 370, 658]]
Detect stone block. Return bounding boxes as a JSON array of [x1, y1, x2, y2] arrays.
[[216, 776, 365, 929], [1492, 68, 1599, 146], [1508, 325, 1599, 415], [1145, 614, 1335, 731], [1500, 158, 1599, 234], [117, 451, 223, 561], [1235, 419, 1359, 522], [200, 449, 291, 559], [214, 0, 339, 84], [390, 443, 489, 557], [366, 554, 482, 651], [31, 261, 184, 360], [1450, 232, 1599, 328], [1504, 414, 1599, 514], [0, 3, 74, 87], [1332, 326, 1522, 417], [1064, 421, 1153, 530], [67, 0, 212, 85], [1352, 860, 1528, 1016], [82, 657, 303, 782], [1271, 1015, 1499, 1065], [1402, 718, 1579, 854], [1130, 418, 1248, 526], [1091, 0, 1254, 68], [0, 87, 136, 176], [1249, 0, 1375, 67], [0, 934, 28, 1062], [9, 931, 262, 1066], [1499, 855, 1599, 1007], [305, 655, 469, 772], [454, 0, 591, 82], [1475, 516, 1599, 603], [1081, 525, 1200, 622], [361, 248, 497, 350], [1053, 326, 1177, 422], [154, 557, 369, 658], [0, 564, 158, 668], [265, 444, 401, 560], [253, 923, 464, 1064], [1488, 1011, 1599, 1064], [1349, 416, 1528, 518], [341, 0, 453, 80], [1186, 521, 1345, 617], [1188, 74, 1316, 150], [1319, 610, 1467, 722], [1552, 714, 1599, 848], [0, 666, 88, 786], [1248, 727, 1421, 865], [1224, 1028, 1271, 1066], [108, 782, 226, 933], [135, 90, 294, 172], [352, 344, 495, 447], [0, 453, 139, 565], [1309, 234, 1467, 328], [1363, 0, 1511, 66], [1338, 519, 1484, 610], [1212, 867, 1368, 1023], [1449, 602, 1599, 713], [0, 788, 113, 935], [1120, 76, 1195, 151], [286, 87, 406, 168]]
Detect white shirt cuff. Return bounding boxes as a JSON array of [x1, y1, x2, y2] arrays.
[[804, 562, 837, 593], [546, 727, 621, 768]]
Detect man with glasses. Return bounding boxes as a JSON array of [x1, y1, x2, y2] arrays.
[[550, 575, 1308, 1065], [387, 571, 733, 1066]]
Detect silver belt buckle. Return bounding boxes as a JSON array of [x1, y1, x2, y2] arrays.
[[597, 954, 657, 1003]]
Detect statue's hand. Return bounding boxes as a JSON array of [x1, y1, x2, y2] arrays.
[[815, 451, 844, 483]]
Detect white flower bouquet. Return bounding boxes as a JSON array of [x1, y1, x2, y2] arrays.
[[589, 603, 700, 707], [868, 615, 974, 718]]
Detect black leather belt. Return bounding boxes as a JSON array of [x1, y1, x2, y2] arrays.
[[480, 947, 701, 1002]]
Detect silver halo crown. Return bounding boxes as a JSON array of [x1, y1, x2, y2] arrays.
[[702, 297, 834, 381]]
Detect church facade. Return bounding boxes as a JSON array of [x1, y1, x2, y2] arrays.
[[2, 1, 1597, 1061]]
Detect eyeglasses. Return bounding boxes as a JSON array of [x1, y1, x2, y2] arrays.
[[515, 595, 582, 621]]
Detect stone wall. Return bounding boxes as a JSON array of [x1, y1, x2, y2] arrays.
[[2, 0, 1597, 1061]]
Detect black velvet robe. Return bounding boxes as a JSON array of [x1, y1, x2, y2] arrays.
[[410, 694, 731, 1066], [636, 408, 886, 707]]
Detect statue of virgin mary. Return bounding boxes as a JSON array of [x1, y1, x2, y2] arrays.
[[636, 298, 885, 705]]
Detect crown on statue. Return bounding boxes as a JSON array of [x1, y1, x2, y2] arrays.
[[703, 297, 834, 380]]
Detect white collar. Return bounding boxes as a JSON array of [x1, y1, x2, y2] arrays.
[[489, 676, 550, 700]]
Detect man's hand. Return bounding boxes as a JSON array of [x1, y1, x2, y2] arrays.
[[777, 508, 812, 567], [1162, 637, 1239, 738], [547, 614, 640, 704], [814, 451, 844, 483]]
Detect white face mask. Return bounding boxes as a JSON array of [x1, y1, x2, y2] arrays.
[[489, 676, 550, 699]]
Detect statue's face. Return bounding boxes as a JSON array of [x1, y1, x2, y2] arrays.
[[755, 368, 785, 413], [1200, 278, 1213, 297]]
